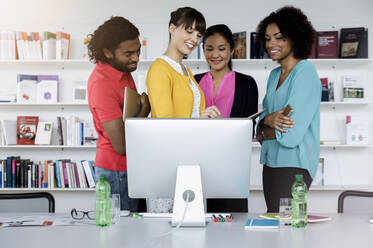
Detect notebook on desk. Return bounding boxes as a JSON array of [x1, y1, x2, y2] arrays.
[[123, 87, 141, 119], [245, 218, 279, 229]]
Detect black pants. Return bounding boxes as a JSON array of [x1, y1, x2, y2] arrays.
[[207, 199, 248, 213], [262, 165, 312, 213]]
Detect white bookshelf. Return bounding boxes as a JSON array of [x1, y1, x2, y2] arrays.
[[1, 54, 372, 214], [0, 145, 96, 149], [1, 58, 372, 65], [0, 103, 88, 107], [0, 188, 95, 192]]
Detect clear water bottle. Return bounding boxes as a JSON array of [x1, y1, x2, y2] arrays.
[[290, 174, 308, 228], [95, 174, 111, 227]]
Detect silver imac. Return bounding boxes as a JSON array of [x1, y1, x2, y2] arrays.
[[125, 118, 252, 227]]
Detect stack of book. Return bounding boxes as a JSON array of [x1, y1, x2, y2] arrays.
[[0, 158, 96, 189], [56, 116, 97, 146], [0, 30, 71, 60]]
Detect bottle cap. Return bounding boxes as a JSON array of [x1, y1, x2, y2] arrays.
[[99, 174, 107, 180], [295, 174, 303, 181]]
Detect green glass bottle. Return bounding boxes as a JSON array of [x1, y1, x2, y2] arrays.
[[291, 174, 308, 228], [95, 174, 111, 227]]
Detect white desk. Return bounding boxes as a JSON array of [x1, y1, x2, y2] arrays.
[[1, 213, 373, 248]]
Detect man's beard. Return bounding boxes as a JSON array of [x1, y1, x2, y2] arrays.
[[109, 55, 137, 73]]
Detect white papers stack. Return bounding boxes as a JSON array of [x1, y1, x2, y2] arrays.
[[0, 30, 16, 60]]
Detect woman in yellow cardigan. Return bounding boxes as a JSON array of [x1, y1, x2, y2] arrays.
[[145, 7, 220, 213], [146, 7, 220, 118]]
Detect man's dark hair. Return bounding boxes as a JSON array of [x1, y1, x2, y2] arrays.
[[202, 24, 234, 70], [87, 16, 139, 64], [169, 7, 206, 35], [256, 6, 316, 59]]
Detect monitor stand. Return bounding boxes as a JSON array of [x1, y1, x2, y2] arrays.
[[171, 165, 207, 227]]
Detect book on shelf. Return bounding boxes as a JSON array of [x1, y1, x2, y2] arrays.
[[16, 116, 39, 145], [320, 78, 329, 102], [316, 31, 338, 58], [56, 32, 70, 60], [0, 30, 16, 60], [245, 218, 279, 229], [1, 120, 17, 145], [342, 75, 364, 102], [345, 115, 370, 145], [42, 32, 56, 60], [83, 121, 97, 145], [250, 32, 265, 59], [357, 28, 368, 58], [35, 122, 53, 145], [0, 157, 96, 189], [17, 79, 37, 103], [233, 31, 247, 59], [82, 160, 96, 188], [36, 75, 59, 103], [339, 27, 368, 58]]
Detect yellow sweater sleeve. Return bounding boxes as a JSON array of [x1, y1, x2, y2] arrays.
[[146, 60, 175, 117]]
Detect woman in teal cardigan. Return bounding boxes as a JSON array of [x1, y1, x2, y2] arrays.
[[256, 6, 321, 212]]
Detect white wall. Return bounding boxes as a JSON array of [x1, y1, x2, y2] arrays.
[[1, 0, 373, 213]]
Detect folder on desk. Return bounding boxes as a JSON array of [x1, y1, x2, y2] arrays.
[[123, 87, 141, 119]]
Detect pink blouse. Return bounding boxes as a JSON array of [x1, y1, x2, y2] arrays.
[[199, 71, 236, 118]]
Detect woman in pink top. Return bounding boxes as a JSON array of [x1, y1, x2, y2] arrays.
[[195, 24, 258, 119], [194, 24, 258, 213]]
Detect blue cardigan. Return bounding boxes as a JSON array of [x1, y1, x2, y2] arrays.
[[258, 60, 321, 178]]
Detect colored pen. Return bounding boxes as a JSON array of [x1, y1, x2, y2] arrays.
[[212, 214, 219, 223], [218, 215, 225, 222], [226, 214, 233, 222]]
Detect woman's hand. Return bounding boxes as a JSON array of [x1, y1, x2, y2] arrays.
[[201, 106, 221, 118], [263, 107, 294, 133]]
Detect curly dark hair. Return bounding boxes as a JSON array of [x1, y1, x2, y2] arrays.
[[87, 16, 139, 64], [256, 6, 315, 59]]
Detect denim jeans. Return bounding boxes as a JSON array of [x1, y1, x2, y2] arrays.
[[95, 166, 138, 211]]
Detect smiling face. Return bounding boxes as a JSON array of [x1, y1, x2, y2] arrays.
[[170, 22, 202, 56], [265, 23, 293, 62], [104, 37, 141, 72], [203, 33, 233, 72]]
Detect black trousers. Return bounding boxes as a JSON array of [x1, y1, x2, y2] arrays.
[[262, 165, 312, 213], [207, 199, 248, 213]]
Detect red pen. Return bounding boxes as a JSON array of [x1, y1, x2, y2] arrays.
[[212, 214, 219, 223], [226, 214, 233, 222]]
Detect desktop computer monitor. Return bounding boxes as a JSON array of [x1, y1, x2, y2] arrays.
[[125, 118, 252, 226]]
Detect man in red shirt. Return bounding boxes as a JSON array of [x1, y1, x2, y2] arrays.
[[87, 16, 150, 211]]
